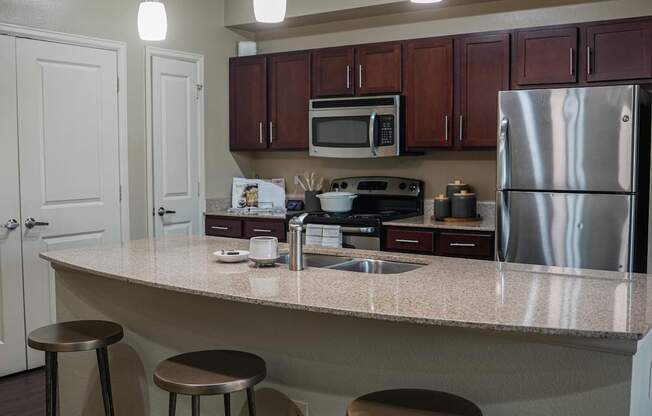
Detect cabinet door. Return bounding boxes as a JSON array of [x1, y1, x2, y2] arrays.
[[457, 34, 510, 148], [404, 37, 453, 149], [312, 47, 354, 97], [269, 52, 311, 150], [514, 28, 578, 85], [356, 43, 402, 95], [230, 56, 268, 150], [586, 20, 652, 82]]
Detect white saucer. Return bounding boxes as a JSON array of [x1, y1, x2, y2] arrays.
[[213, 250, 250, 263]]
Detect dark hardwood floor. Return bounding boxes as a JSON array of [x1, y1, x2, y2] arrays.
[[0, 368, 44, 416]]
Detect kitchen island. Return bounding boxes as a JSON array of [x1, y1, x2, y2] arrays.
[[41, 236, 652, 416]]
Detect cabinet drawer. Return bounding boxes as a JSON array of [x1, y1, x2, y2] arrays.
[[243, 220, 286, 242], [206, 218, 242, 238], [385, 228, 434, 253], [436, 232, 493, 258]]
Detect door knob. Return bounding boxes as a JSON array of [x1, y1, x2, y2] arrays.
[[158, 207, 177, 217], [24, 217, 49, 229], [3, 219, 19, 231]]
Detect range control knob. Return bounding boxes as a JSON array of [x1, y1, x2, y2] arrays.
[[399, 183, 407, 190], [409, 183, 418, 192], [332, 182, 340, 190], [340, 182, 348, 190]]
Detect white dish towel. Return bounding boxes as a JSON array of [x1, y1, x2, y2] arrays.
[[305, 224, 342, 248]]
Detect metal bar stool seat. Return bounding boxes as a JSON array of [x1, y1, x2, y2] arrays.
[[347, 389, 482, 416], [154, 350, 266, 416], [27, 320, 124, 416]]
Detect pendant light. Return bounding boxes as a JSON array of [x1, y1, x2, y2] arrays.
[[138, 1, 168, 41], [254, 0, 287, 23]]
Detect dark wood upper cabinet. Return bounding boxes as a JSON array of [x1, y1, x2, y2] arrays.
[[514, 27, 578, 86], [456, 33, 510, 148], [229, 56, 268, 150], [585, 20, 652, 82], [404, 37, 453, 149], [269, 52, 311, 150], [312, 47, 355, 97], [356, 43, 402, 95]]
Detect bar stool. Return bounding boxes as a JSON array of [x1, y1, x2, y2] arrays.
[[27, 320, 124, 416], [154, 350, 266, 416], [347, 389, 482, 416]]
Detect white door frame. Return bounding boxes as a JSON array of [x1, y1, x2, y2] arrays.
[[0, 22, 131, 240], [145, 46, 205, 237]]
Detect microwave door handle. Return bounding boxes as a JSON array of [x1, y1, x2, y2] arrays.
[[369, 111, 378, 157]]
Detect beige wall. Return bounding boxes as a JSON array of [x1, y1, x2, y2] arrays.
[[235, 0, 652, 200], [0, 0, 249, 239]]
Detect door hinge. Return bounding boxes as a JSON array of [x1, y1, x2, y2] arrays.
[[117, 77, 120, 93], [196, 84, 203, 99], [197, 181, 201, 197], [119, 185, 122, 202]]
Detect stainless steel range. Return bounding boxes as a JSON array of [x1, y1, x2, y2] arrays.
[[303, 176, 424, 250]]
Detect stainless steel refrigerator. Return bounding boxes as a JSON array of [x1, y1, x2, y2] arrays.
[[496, 85, 652, 272]]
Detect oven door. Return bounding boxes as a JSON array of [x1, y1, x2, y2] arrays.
[[310, 107, 399, 158]]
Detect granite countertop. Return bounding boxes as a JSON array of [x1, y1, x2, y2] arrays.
[[383, 215, 495, 232], [205, 210, 304, 220], [40, 236, 652, 342]]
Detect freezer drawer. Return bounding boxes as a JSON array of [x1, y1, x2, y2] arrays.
[[497, 191, 634, 272], [498, 86, 638, 193]]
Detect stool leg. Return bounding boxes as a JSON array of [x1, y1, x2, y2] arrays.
[[192, 395, 200, 416], [45, 351, 58, 416], [223, 393, 231, 416], [246, 388, 256, 416], [168, 392, 177, 416], [96, 347, 115, 416]]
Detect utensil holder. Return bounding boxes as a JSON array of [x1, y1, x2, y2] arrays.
[[304, 191, 321, 213]]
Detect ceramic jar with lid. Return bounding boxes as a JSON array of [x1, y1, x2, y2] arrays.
[[434, 194, 451, 221], [446, 180, 471, 198], [451, 190, 477, 218]]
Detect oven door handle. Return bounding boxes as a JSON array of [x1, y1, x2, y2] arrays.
[[300, 225, 377, 234], [369, 111, 378, 157]]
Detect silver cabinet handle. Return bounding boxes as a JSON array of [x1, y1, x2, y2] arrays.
[[346, 65, 351, 89], [269, 121, 274, 144], [211, 226, 230, 231], [359, 65, 363, 88], [586, 46, 592, 75], [24, 217, 49, 229], [253, 229, 273, 233], [445, 115, 449, 142], [396, 239, 420, 244], [3, 219, 19, 231], [259, 122, 263, 144], [459, 115, 464, 142], [569, 48, 574, 76], [450, 243, 476, 248]]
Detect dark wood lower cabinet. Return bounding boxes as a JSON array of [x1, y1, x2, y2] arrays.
[[383, 226, 495, 260], [205, 216, 287, 242]]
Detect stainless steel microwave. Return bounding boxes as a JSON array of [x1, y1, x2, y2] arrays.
[[309, 95, 402, 158]]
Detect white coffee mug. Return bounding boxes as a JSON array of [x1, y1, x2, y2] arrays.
[[249, 236, 279, 260]]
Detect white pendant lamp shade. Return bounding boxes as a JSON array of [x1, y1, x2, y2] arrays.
[[138, 1, 168, 41], [254, 0, 287, 23]]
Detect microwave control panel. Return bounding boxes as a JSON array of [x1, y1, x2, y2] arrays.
[[378, 115, 395, 146]]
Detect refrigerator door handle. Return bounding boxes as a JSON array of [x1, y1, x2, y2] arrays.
[[497, 117, 510, 190], [496, 191, 509, 262]]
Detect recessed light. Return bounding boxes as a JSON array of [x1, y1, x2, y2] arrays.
[[254, 0, 287, 24], [410, 0, 444, 3]]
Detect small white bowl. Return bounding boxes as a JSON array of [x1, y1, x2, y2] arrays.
[[213, 250, 250, 263]]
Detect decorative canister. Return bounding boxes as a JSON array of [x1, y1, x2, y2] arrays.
[[446, 180, 471, 198], [451, 190, 477, 218], [434, 194, 451, 221], [304, 191, 322, 213]]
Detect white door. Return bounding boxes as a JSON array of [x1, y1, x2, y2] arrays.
[[151, 54, 202, 237], [0, 35, 27, 377], [16, 38, 123, 368]]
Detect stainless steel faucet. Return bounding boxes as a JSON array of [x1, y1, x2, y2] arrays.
[[288, 213, 308, 271]]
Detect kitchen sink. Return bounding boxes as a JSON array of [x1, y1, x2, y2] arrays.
[[330, 259, 423, 275], [277, 253, 353, 269], [277, 253, 423, 275]]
